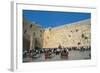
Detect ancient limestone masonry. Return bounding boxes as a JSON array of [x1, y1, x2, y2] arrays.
[[23, 19, 91, 50]]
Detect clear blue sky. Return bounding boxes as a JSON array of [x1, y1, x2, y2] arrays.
[[23, 10, 91, 28]]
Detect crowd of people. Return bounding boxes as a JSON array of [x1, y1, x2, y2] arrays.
[[23, 45, 91, 59]]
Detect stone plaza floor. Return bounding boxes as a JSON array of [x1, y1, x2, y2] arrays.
[[23, 50, 91, 63]]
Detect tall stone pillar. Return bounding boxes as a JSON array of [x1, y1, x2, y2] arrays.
[[30, 33, 35, 50]]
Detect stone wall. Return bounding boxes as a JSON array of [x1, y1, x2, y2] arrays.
[[43, 19, 91, 48], [23, 19, 44, 50], [23, 19, 91, 50]]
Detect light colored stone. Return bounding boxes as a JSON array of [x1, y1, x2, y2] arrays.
[[23, 19, 91, 50]]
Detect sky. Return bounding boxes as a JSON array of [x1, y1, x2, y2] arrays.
[[23, 10, 91, 28]]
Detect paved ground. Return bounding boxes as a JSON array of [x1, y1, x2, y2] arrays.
[[23, 50, 91, 63]]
